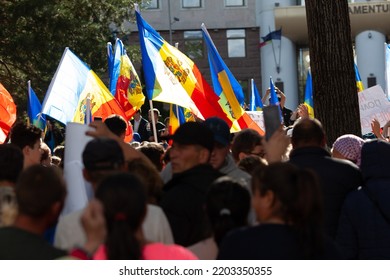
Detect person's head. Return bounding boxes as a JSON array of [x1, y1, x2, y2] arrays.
[[237, 155, 268, 176], [170, 122, 214, 174], [251, 162, 323, 258], [291, 118, 326, 149], [231, 129, 264, 162], [133, 109, 142, 121], [15, 165, 67, 227], [0, 144, 24, 185], [204, 117, 231, 170], [95, 172, 147, 260], [127, 158, 164, 204], [148, 108, 160, 122], [40, 142, 52, 167], [360, 139, 390, 179], [206, 176, 250, 247], [104, 114, 128, 140], [10, 122, 43, 168], [331, 134, 365, 166], [82, 138, 125, 189], [137, 142, 165, 171], [53, 145, 65, 169]]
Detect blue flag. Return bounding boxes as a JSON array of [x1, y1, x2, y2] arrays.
[[27, 81, 46, 130], [250, 79, 263, 111]]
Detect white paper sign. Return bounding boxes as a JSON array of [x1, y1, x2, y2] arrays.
[[358, 85, 390, 135], [246, 111, 265, 132], [62, 122, 94, 216]]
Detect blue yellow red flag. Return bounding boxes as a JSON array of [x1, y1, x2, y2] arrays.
[[135, 10, 231, 127], [202, 23, 264, 135], [354, 63, 364, 93], [41, 47, 133, 141], [304, 70, 314, 118], [107, 39, 145, 119]]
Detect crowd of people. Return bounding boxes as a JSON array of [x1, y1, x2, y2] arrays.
[[1, 104, 390, 260]]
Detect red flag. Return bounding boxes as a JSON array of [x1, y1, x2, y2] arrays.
[[0, 83, 17, 143]]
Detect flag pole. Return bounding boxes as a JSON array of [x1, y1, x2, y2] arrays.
[[149, 100, 158, 143], [269, 26, 279, 74]]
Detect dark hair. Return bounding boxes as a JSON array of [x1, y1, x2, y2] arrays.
[[291, 118, 325, 148], [206, 176, 250, 247], [251, 162, 323, 259], [237, 155, 267, 175], [0, 144, 23, 183], [10, 121, 42, 150], [95, 172, 147, 260], [231, 129, 263, 162], [104, 114, 127, 137], [15, 165, 66, 217], [127, 158, 164, 204], [137, 142, 165, 171]]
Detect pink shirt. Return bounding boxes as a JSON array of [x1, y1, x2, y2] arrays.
[[93, 243, 198, 260]]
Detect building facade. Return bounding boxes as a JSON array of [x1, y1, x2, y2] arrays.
[[125, 0, 390, 113]]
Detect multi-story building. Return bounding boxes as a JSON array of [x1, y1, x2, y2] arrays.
[[126, 0, 390, 112]]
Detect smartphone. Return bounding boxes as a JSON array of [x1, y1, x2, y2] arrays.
[[263, 105, 281, 141], [94, 116, 102, 122]]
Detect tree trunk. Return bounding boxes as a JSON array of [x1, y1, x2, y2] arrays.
[[305, 0, 361, 146]]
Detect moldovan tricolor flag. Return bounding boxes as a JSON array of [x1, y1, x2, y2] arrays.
[[136, 10, 231, 126], [202, 23, 264, 135], [304, 70, 314, 118], [0, 83, 17, 143], [107, 39, 145, 119], [41, 48, 132, 141]]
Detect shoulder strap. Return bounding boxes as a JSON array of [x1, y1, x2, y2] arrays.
[[362, 187, 390, 225]]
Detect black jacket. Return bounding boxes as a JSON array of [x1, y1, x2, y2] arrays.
[[337, 140, 390, 259], [130, 117, 149, 142], [160, 164, 222, 247], [289, 146, 363, 239]]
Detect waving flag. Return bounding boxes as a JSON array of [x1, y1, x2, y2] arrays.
[[0, 83, 17, 143], [354, 63, 364, 93], [107, 39, 145, 119], [304, 70, 314, 118], [27, 81, 46, 130], [169, 104, 187, 136], [202, 23, 264, 135], [135, 10, 231, 126], [41, 47, 132, 141], [250, 79, 263, 111], [259, 28, 282, 48]]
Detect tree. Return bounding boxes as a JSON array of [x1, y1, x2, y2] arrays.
[[305, 0, 361, 145], [0, 0, 144, 115]]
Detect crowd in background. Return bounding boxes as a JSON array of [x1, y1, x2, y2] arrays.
[[1, 102, 390, 260]]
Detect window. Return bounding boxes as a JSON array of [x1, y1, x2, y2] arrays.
[[182, 0, 202, 8], [184, 31, 203, 59], [145, 0, 159, 9], [227, 29, 246, 58], [225, 0, 245, 7]]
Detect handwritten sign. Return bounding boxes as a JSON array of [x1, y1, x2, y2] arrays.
[[246, 111, 265, 132], [358, 85, 390, 135]]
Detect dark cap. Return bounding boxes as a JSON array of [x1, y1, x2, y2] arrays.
[[172, 122, 214, 152], [204, 117, 231, 147], [82, 138, 124, 171]]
